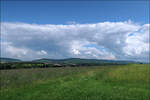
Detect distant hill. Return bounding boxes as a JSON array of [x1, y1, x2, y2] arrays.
[[32, 58, 136, 64], [0, 57, 21, 63], [0, 57, 142, 70], [0, 57, 139, 64]]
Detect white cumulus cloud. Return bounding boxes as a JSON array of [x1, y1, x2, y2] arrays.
[[1, 21, 149, 62]]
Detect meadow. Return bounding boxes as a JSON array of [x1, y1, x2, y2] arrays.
[[0, 64, 150, 100]]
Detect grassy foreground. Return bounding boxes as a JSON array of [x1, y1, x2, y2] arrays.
[[0, 64, 150, 100]]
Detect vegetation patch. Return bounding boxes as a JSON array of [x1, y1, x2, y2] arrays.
[[0, 64, 149, 100]]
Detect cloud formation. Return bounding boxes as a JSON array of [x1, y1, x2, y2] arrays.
[[1, 21, 149, 62]]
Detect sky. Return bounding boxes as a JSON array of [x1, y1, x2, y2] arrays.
[[1, 0, 150, 62]]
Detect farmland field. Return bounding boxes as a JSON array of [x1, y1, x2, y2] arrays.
[[0, 64, 150, 100]]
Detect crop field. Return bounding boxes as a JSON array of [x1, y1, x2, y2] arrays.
[[0, 64, 150, 100]]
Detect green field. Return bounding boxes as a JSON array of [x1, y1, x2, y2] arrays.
[[0, 64, 150, 100]]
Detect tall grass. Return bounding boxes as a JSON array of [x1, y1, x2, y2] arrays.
[[0, 64, 150, 100]]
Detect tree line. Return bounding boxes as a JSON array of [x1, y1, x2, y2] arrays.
[[0, 62, 127, 70]]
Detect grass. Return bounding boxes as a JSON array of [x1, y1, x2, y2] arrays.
[[0, 64, 150, 100]]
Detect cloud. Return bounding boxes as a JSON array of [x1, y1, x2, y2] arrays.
[[123, 24, 149, 62], [37, 50, 47, 55], [1, 42, 49, 60], [1, 21, 149, 62]]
